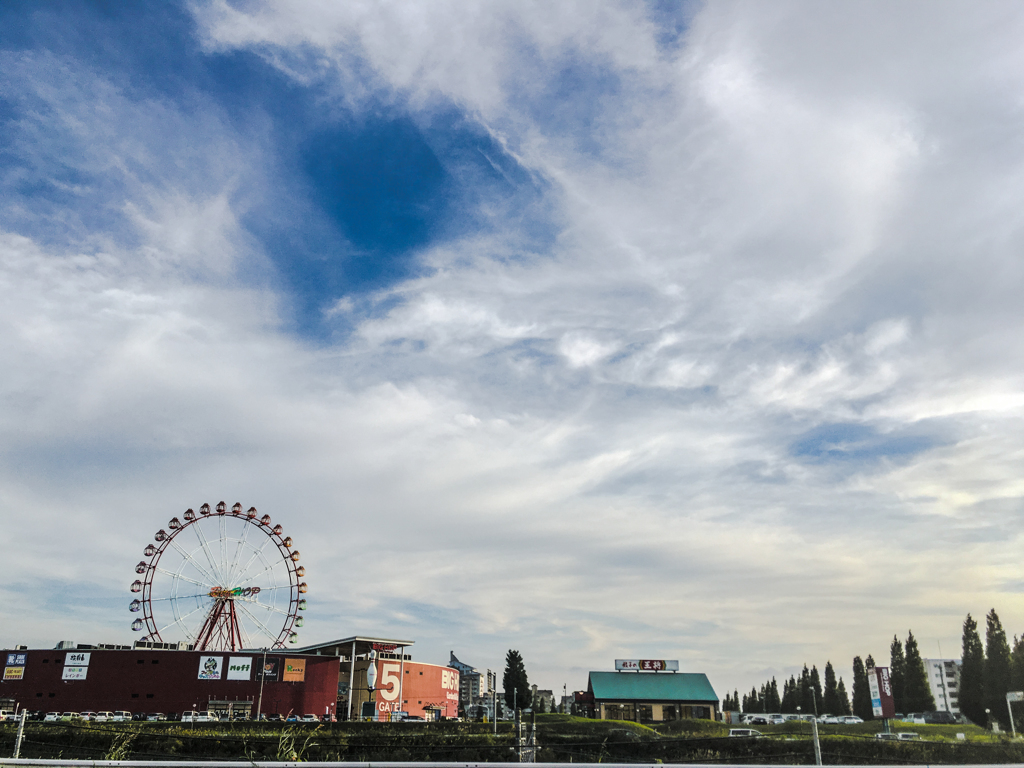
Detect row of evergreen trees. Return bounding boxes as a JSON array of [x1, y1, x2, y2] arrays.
[[723, 662, 852, 716], [726, 610, 1024, 726]]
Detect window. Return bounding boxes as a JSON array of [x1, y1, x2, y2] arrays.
[[42, 659, 49, 663], [36, 693, 43, 697], [48, 693, 55, 698], [152, 660, 159, 664], [137, 660, 145, 664], [146, 694, 154, 699], [131, 694, 139, 699]]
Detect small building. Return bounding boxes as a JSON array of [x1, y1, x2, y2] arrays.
[[587, 667, 719, 722]]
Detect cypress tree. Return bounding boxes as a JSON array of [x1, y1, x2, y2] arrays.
[[768, 677, 781, 712], [502, 649, 531, 711], [890, 636, 907, 714], [960, 613, 986, 725], [986, 609, 1013, 727], [810, 665, 823, 713], [903, 631, 936, 712], [852, 656, 873, 720], [781, 675, 797, 713], [837, 678, 852, 715], [1011, 637, 1024, 694], [823, 661, 840, 714], [799, 665, 814, 713]]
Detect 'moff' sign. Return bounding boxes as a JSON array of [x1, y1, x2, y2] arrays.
[[615, 659, 680, 672]]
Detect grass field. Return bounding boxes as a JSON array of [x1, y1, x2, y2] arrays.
[[2, 714, 1023, 763]]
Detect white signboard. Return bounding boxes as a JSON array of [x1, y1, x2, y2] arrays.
[[615, 659, 679, 672], [1008, 691, 1024, 702], [198, 655, 223, 680], [227, 656, 253, 681], [65, 652, 91, 666], [62, 665, 89, 681]]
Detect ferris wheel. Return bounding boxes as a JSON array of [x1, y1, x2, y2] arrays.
[[130, 502, 307, 652]]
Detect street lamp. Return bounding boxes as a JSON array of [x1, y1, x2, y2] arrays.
[[366, 650, 378, 722], [255, 647, 269, 721]]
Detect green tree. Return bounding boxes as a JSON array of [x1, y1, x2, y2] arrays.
[[904, 631, 936, 711], [890, 636, 906, 714], [1011, 636, 1024, 694], [823, 661, 840, 714], [986, 609, 1013, 727], [836, 677, 852, 715], [781, 675, 797, 713], [960, 613, 986, 725], [852, 656, 873, 720], [810, 665, 823, 713], [503, 650, 531, 711], [768, 677, 781, 712]]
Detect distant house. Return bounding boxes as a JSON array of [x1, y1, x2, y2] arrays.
[[586, 671, 719, 722]]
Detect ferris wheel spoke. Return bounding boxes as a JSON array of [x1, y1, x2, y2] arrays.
[[226, 517, 253, 585], [158, 601, 210, 635], [235, 600, 280, 643], [154, 567, 210, 590], [165, 539, 219, 587], [150, 593, 209, 602], [233, 536, 273, 585], [191, 521, 226, 584], [234, 557, 285, 589], [244, 601, 294, 618]]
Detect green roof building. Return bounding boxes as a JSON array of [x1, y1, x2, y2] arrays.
[[586, 670, 719, 722]]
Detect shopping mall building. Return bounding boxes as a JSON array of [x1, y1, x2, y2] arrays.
[[1, 636, 458, 721]]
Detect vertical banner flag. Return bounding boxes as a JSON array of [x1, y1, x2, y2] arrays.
[[868, 666, 896, 718], [198, 655, 224, 680]]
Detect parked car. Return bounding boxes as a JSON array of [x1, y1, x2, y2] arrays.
[[112, 711, 132, 722], [60, 712, 80, 721], [747, 715, 769, 725], [840, 716, 864, 725], [728, 728, 763, 737], [285, 714, 299, 722], [897, 732, 921, 741], [924, 711, 956, 725], [93, 712, 114, 723], [79, 711, 97, 722], [903, 713, 926, 724], [818, 715, 841, 724], [320, 713, 337, 723], [299, 714, 319, 723], [875, 733, 899, 741], [43, 712, 60, 723], [266, 714, 283, 722], [181, 711, 215, 723]]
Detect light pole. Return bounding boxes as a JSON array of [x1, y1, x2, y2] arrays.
[[255, 647, 269, 721]]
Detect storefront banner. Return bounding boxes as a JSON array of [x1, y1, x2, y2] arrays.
[[615, 659, 679, 672], [6, 653, 27, 666], [256, 657, 279, 682], [227, 656, 252, 681], [4, 666, 25, 681], [198, 655, 223, 680], [62, 666, 87, 681], [868, 666, 896, 718], [65, 652, 90, 667], [283, 658, 306, 682]]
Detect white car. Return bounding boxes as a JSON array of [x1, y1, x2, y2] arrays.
[[181, 710, 215, 723], [300, 714, 319, 723], [80, 711, 97, 722], [112, 711, 132, 722], [767, 715, 786, 725], [728, 728, 763, 737], [93, 711, 114, 723], [841, 715, 864, 724], [43, 712, 60, 723]]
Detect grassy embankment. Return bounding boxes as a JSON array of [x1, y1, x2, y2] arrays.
[[3, 714, 1024, 763]]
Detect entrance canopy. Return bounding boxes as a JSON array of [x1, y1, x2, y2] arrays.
[[293, 636, 414, 658]]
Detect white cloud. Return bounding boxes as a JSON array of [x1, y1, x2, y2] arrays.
[[5, 0, 1024, 701]]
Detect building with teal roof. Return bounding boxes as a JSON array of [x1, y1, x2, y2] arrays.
[[585, 670, 719, 722]]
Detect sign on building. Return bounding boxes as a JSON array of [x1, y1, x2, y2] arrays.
[[6, 653, 27, 666], [227, 657, 253, 681], [614, 659, 680, 672], [256, 658, 279, 682], [61, 651, 90, 681], [198, 655, 224, 680], [868, 666, 896, 718], [65, 652, 90, 666], [4, 666, 25, 681], [283, 658, 306, 682]]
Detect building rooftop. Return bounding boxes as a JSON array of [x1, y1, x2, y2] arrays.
[[588, 671, 718, 702]]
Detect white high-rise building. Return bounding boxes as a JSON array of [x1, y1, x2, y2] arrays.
[[922, 658, 961, 715]]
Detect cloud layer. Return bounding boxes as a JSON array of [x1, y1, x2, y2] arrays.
[[3, 0, 1024, 696]]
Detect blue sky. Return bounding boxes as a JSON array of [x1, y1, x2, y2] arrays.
[[3, 0, 1024, 699]]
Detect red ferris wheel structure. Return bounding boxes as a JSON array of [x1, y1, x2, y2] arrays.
[[130, 502, 307, 651]]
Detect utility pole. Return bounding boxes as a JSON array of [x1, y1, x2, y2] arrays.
[[515, 707, 522, 762], [13, 710, 27, 758], [255, 647, 268, 721]]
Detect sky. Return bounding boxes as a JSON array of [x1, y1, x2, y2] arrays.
[[3, 0, 1024, 702]]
